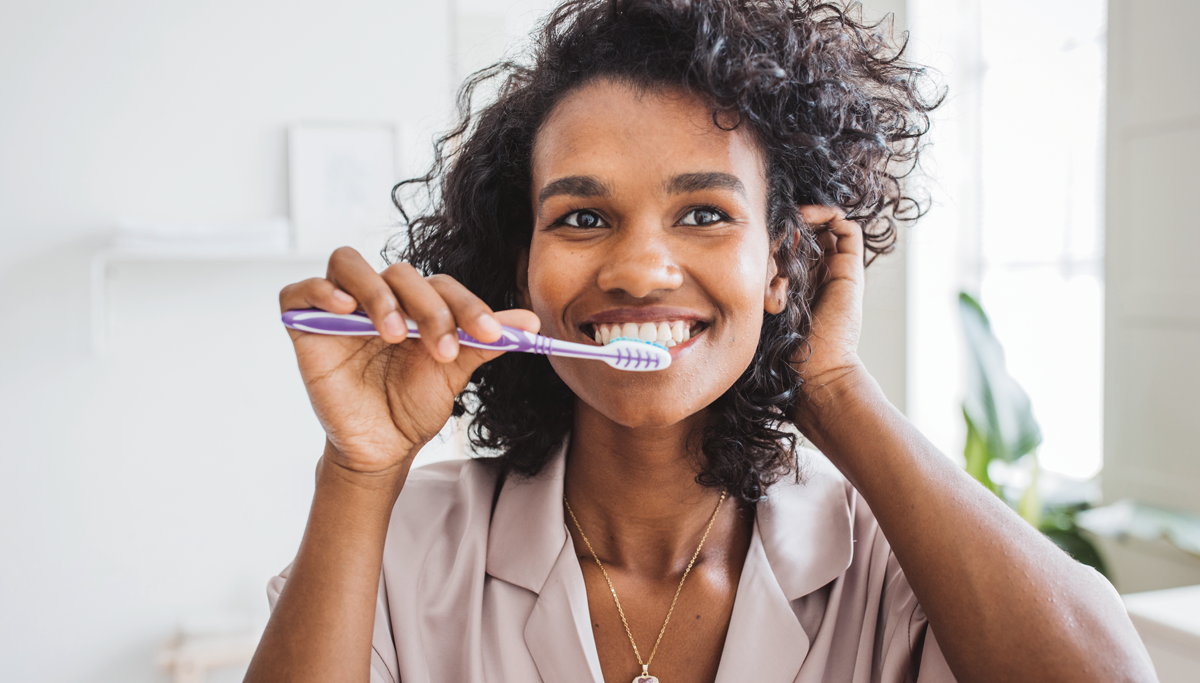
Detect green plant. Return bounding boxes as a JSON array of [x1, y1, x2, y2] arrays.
[[958, 292, 1108, 576]]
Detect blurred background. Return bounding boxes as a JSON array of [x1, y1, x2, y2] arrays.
[[1, 0, 1197, 680]]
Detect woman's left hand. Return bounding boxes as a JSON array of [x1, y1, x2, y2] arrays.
[[792, 206, 867, 412]]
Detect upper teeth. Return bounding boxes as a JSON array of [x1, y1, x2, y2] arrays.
[[592, 321, 693, 347]]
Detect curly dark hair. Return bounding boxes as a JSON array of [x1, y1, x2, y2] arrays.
[[387, 0, 939, 501]]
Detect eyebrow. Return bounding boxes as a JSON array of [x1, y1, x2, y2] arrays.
[[665, 172, 745, 198], [537, 176, 610, 211], [535, 171, 746, 213]]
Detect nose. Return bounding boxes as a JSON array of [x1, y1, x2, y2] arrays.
[[595, 227, 684, 298]]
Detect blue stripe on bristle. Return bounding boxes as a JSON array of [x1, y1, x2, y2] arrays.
[[609, 336, 669, 350]]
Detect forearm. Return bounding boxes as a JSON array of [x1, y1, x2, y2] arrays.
[[244, 442, 411, 683], [795, 368, 1154, 682]]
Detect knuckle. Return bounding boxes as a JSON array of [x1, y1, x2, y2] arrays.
[[328, 247, 353, 267], [419, 305, 454, 329], [361, 286, 396, 313], [385, 261, 416, 277]]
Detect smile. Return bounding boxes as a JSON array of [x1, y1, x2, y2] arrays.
[[587, 320, 702, 348]]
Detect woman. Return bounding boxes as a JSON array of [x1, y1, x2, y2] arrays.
[[246, 1, 1154, 681]]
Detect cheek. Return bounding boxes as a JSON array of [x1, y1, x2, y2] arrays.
[[525, 240, 584, 334], [714, 237, 773, 327]]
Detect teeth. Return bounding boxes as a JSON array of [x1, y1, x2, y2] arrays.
[[590, 320, 698, 347], [657, 322, 672, 343]]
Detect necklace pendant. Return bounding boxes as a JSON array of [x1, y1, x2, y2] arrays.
[[633, 677, 659, 683]]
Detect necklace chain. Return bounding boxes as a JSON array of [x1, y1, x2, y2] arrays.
[[563, 490, 727, 678]]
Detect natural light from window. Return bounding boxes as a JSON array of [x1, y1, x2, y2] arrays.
[[908, 0, 1106, 481], [977, 0, 1106, 479]]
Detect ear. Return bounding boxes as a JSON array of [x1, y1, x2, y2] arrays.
[[515, 248, 531, 308], [763, 249, 789, 315]]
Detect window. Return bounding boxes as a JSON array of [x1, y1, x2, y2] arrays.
[[909, 0, 1107, 479]]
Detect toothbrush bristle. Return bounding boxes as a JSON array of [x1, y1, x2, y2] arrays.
[[608, 336, 669, 351]]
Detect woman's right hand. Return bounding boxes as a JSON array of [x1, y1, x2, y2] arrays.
[[279, 247, 540, 475]]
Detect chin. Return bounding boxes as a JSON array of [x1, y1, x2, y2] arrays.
[[550, 358, 718, 430]]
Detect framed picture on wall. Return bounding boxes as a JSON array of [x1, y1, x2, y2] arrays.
[[288, 123, 397, 257]]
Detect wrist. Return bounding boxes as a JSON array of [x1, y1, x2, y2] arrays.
[[791, 362, 879, 446], [317, 440, 412, 502]]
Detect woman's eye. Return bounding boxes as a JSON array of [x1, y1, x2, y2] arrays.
[[679, 208, 726, 226], [561, 210, 606, 228]]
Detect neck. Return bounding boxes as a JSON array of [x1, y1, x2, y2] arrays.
[[563, 400, 743, 576]]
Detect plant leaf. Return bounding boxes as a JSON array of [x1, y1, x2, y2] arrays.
[[963, 410, 997, 493], [1040, 526, 1109, 577], [958, 292, 1042, 462]]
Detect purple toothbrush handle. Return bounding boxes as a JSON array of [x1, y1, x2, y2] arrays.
[[281, 309, 378, 335], [281, 309, 669, 370], [281, 309, 541, 352]]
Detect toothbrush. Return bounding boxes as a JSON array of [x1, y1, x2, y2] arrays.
[[281, 308, 671, 372]]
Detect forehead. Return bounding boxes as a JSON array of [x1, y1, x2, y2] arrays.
[[531, 78, 767, 195]]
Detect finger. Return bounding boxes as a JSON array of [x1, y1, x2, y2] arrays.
[[326, 247, 409, 343], [381, 263, 461, 362], [494, 308, 541, 334], [426, 274, 503, 344], [799, 205, 863, 260], [815, 228, 838, 254], [279, 277, 358, 314], [449, 308, 543, 372], [798, 204, 845, 227]]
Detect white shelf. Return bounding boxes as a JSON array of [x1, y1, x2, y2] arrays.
[[1123, 585, 1200, 683], [90, 247, 330, 356]]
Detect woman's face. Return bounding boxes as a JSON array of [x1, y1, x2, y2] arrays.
[[522, 77, 788, 429]]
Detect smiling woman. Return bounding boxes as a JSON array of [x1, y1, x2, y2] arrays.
[[247, 1, 1156, 682], [394, 0, 934, 503]]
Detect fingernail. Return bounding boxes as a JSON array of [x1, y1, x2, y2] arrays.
[[437, 334, 458, 359], [333, 290, 354, 306], [477, 314, 501, 337], [383, 312, 405, 338]]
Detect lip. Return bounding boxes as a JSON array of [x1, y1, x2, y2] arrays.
[[578, 306, 708, 326]]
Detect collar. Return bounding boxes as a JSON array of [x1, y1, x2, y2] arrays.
[[755, 451, 855, 600], [486, 439, 854, 598], [485, 436, 572, 594]]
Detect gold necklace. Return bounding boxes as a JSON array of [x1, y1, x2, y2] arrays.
[[563, 491, 727, 683]]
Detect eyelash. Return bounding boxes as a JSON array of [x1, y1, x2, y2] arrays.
[[550, 206, 731, 229]]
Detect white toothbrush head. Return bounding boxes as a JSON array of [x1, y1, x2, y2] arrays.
[[596, 338, 672, 371]]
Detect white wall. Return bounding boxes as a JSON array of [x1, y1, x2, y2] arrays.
[[0, 1, 451, 681], [856, 0, 909, 413], [1102, 0, 1200, 592]]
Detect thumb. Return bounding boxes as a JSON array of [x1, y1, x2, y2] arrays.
[[451, 308, 543, 373], [494, 308, 541, 334]]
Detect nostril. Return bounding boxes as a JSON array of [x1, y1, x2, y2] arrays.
[[596, 258, 684, 298]]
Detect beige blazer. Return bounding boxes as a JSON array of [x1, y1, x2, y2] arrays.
[[268, 442, 956, 682]]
